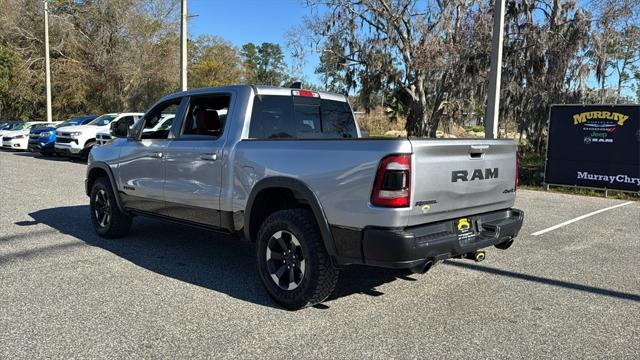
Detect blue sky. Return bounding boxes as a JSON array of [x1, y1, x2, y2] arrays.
[[187, 0, 321, 83], [187, 0, 634, 99]]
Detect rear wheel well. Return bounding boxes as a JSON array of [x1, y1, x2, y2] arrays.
[[86, 167, 109, 196], [248, 187, 312, 242]]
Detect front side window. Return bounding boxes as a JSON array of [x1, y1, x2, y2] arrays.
[[141, 100, 181, 140]]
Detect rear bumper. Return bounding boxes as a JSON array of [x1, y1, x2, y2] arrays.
[[332, 208, 524, 269]]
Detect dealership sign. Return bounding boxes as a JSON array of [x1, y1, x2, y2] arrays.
[[544, 105, 640, 192]]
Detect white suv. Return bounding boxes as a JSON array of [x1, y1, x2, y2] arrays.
[[1, 122, 56, 150], [95, 114, 175, 146], [55, 113, 142, 158]]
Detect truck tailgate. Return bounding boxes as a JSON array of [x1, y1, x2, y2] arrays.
[[408, 139, 517, 226]]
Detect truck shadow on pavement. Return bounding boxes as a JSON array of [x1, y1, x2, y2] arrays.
[[22, 205, 412, 310], [443, 260, 640, 303]]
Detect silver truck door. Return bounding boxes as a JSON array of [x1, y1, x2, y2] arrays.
[[116, 97, 186, 212], [162, 94, 232, 228]]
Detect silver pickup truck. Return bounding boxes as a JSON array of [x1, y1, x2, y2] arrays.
[[86, 85, 524, 309]]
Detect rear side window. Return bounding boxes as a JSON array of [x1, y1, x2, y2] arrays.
[[180, 95, 230, 138], [249, 95, 357, 139]]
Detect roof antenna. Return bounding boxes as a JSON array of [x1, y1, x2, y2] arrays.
[[289, 81, 302, 89]]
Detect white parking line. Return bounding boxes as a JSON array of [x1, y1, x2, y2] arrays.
[[531, 201, 634, 236]]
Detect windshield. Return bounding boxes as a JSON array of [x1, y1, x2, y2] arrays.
[[2, 123, 24, 131], [59, 118, 83, 127], [88, 114, 117, 126], [32, 123, 51, 130], [24, 123, 45, 130]]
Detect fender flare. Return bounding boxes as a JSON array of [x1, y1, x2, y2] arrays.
[[244, 177, 337, 257], [86, 161, 126, 213]]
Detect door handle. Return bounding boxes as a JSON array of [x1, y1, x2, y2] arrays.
[[200, 153, 217, 161], [151, 151, 163, 158]]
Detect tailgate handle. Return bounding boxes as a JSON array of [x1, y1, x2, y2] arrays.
[[469, 145, 488, 159]]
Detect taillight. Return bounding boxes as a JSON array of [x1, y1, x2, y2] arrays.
[[371, 154, 411, 207], [291, 89, 319, 98], [515, 151, 520, 191]]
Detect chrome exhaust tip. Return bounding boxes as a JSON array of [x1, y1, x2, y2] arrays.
[[410, 260, 434, 274], [495, 238, 514, 250]]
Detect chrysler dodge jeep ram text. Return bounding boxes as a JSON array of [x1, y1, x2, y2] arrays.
[[86, 85, 524, 309]]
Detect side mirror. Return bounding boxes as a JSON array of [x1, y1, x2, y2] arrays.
[[110, 117, 134, 138]]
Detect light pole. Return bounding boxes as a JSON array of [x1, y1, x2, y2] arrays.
[[484, 0, 506, 139], [180, 0, 187, 91], [43, 0, 52, 123]]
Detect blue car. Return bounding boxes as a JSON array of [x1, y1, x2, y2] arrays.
[[28, 115, 97, 155]]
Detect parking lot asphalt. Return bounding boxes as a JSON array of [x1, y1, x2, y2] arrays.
[[1, 150, 638, 359]]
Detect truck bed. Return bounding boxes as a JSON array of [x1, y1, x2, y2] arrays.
[[230, 138, 517, 229]]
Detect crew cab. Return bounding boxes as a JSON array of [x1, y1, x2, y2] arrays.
[[55, 113, 143, 159], [28, 115, 97, 155], [86, 85, 524, 309], [2, 122, 58, 151]]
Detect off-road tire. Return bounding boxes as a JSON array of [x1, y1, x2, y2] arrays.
[[89, 177, 131, 238], [256, 209, 339, 310]]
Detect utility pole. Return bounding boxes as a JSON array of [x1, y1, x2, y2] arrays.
[[43, 0, 52, 123], [180, 0, 187, 91], [484, 0, 505, 139]]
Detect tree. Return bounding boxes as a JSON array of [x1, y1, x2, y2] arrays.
[[241, 42, 288, 86], [306, 0, 485, 137], [0, 0, 181, 120], [314, 35, 353, 93], [501, 0, 591, 152], [305, 0, 639, 149], [588, 0, 640, 103], [189, 35, 244, 88]]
